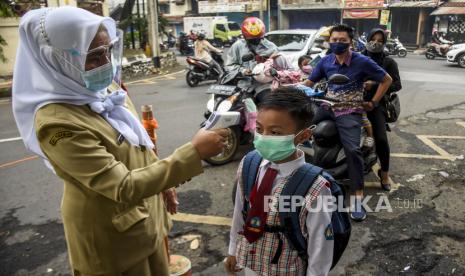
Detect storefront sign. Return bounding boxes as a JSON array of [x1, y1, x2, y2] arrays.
[[343, 9, 380, 19], [344, 0, 384, 9], [380, 10, 390, 25], [198, 0, 265, 14]]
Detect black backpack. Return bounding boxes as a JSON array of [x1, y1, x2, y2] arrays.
[[241, 150, 351, 269], [383, 92, 401, 123]]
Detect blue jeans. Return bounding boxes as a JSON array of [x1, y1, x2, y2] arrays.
[[314, 107, 364, 192]]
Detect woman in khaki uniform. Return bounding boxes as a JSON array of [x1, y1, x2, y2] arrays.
[[12, 7, 228, 276]]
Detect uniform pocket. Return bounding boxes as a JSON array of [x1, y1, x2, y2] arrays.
[[111, 205, 149, 232]]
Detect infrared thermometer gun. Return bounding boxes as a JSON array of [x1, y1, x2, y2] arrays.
[[204, 111, 241, 130]]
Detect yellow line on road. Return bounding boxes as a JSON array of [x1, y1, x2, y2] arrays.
[[391, 153, 457, 160], [171, 212, 232, 227], [416, 135, 455, 157], [0, 155, 38, 169], [456, 122, 465, 129]]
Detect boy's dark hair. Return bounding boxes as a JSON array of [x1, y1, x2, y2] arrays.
[[258, 87, 314, 129], [298, 55, 312, 68], [330, 24, 354, 40]]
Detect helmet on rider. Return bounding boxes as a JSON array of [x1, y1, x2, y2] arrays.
[[241, 17, 266, 46], [197, 32, 206, 40]]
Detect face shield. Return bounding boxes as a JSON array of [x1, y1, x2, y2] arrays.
[[52, 32, 122, 92], [112, 29, 124, 85]]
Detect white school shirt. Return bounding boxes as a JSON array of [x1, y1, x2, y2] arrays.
[[229, 150, 334, 276]]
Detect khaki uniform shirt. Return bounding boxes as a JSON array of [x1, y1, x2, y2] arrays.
[[34, 99, 203, 274]]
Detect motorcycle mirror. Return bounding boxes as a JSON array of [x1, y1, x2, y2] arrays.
[[308, 48, 323, 55], [242, 53, 255, 62], [328, 74, 350, 84]]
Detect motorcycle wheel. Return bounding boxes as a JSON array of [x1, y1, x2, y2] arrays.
[[425, 51, 435, 59], [458, 53, 465, 68], [186, 71, 199, 87], [398, 49, 407, 58], [204, 126, 240, 166]]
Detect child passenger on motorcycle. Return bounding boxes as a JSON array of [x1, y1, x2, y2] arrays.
[[298, 55, 313, 80], [262, 53, 303, 90]]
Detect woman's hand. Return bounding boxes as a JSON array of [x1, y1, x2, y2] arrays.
[[163, 188, 179, 215], [191, 128, 229, 159], [362, 101, 375, 111]]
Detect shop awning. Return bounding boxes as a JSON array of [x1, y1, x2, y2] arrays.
[[431, 7, 465, 15], [389, 0, 438, 8]]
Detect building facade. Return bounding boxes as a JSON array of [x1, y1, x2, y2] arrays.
[[431, 0, 465, 43]]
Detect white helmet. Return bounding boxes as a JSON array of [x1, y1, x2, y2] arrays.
[[252, 63, 273, 83]]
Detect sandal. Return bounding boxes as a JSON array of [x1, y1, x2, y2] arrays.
[[378, 169, 391, 191]]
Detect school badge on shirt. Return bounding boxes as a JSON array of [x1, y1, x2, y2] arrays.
[[247, 216, 262, 233], [325, 224, 334, 240]]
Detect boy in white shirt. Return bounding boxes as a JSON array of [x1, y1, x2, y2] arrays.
[[225, 87, 334, 276]]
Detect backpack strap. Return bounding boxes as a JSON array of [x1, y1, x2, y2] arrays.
[[241, 150, 263, 219], [279, 163, 323, 259]]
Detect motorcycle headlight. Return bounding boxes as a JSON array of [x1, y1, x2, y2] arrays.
[[207, 95, 215, 112], [217, 94, 238, 112], [217, 99, 232, 112]]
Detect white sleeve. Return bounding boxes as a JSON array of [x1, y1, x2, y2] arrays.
[[228, 180, 245, 256], [306, 185, 333, 276]]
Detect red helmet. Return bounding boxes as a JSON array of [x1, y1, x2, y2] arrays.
[[241, 17, 266, 40]]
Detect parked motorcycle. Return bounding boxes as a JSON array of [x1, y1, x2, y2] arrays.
[[298, 75, 378, 181], [425, 42, 454, 59], [200, 53, 270, 165], [385, 37, 407, 58], [185, 51, 224, 87]]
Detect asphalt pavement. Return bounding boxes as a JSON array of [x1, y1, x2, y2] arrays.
[[1, 54, 465, 275]]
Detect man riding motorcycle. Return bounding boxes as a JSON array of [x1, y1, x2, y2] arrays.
[[225, 17, 278, 102]]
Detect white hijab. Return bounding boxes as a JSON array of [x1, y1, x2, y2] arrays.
[[12, 6, 154, 170]]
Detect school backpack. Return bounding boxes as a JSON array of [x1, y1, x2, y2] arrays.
[[241, 150, 351, 269]]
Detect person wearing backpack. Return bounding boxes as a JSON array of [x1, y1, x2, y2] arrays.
[[225, 88, 351, 276]]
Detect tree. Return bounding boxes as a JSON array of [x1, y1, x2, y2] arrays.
[[0, 1, 15, 63]]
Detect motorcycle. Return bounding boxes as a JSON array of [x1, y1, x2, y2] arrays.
[[385, 37, 407, 58], [355, 33, 367, 52], [179, 34, 194, 56], [201, 53, 271, 165], [425, 41, 454, 59], [185, 51, 224, 87], [297, 75, 378, 181]]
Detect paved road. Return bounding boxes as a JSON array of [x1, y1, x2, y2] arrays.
[[1, 54, 465, 275]]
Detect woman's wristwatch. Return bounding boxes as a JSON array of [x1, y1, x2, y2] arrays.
[[371, 100, 380, 108]]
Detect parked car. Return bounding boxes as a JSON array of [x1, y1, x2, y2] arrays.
[[265, 28, 326, 69], [447, 43, 465, 68]]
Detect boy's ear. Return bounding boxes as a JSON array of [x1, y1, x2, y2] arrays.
[[296, 129, 312, 144]]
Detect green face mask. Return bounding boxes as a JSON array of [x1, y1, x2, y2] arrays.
[[253, 130, 303, 162]]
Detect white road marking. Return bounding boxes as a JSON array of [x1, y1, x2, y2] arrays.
[[0, 137, 22, 143]]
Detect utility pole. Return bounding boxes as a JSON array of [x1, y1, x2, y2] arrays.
[[148, 0, 161, 68], [267, 0, 271, 31], [259, 0, 264, 22]]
